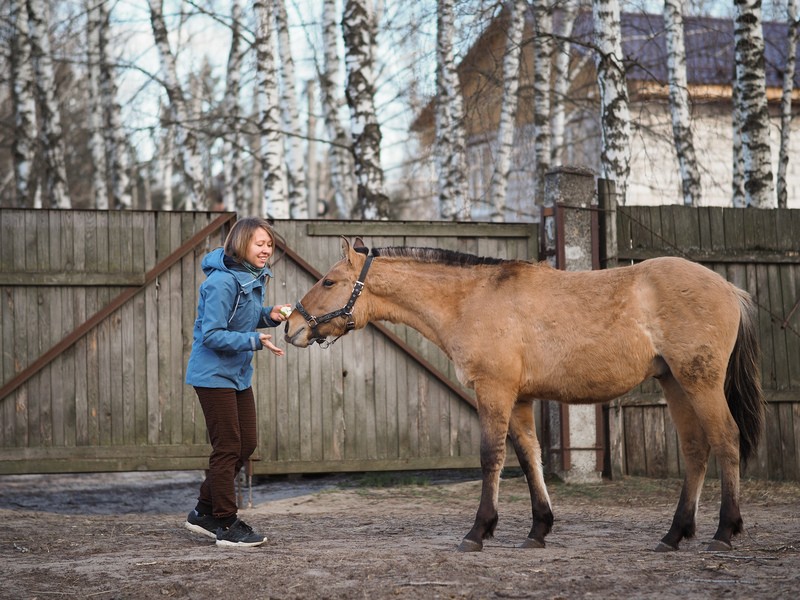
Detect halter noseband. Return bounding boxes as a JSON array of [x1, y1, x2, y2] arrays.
[[294, 251, 374, 348]]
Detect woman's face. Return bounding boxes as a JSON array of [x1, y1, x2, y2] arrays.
[[244, 228, 274, 269]]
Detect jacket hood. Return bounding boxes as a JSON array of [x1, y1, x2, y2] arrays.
[[201, 247, 274, 285]]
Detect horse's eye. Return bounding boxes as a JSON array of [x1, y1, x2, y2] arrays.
[[322, 279, 335, 288]]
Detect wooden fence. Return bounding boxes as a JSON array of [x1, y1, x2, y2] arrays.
[[608, 205, 800, 481], [0, 210, 537, 475], [1, 206, 798, 481]]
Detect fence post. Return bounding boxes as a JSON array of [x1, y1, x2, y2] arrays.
[[542, 166, 602, 484], [598, 178, 625, 479]]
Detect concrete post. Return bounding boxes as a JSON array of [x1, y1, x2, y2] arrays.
[[543, 166, 602, 484]]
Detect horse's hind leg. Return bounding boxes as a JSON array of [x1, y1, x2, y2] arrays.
[[658, 374, 710, 551], [507, 398, 553, 548], [660, 374, 743, 551]]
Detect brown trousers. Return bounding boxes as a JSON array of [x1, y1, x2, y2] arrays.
[[194, 386, 258, 519]]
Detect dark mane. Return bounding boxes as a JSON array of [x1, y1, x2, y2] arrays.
[[371, 246, 514, 267]]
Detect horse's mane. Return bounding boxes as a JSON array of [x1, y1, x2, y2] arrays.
[[370, 246, 514, 267]]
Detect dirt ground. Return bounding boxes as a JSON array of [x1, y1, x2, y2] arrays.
[[1, 469, 798, 600]]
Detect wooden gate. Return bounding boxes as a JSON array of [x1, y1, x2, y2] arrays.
[[0, 211, 538, 475], [608, 205, 800, 481]]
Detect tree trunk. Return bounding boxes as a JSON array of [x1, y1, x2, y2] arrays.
[[551, 0, 577, 167], [306, 79, 320, 217], [343, 0, 390, 219], [10, 0, 38, 207], [97, 0, 131, 209], [320, 0, 355, 218], [777, 0, 798, 209], [731, 62, 746, 207], [489, 0, 525, 222], [274, 0, 309, 218], [149, 0, 206, 209], [27, 0, 71, 208], [733, 0, 774, 207], [593, 0, 631, 204], [86, 0, 109, 209], [435, 0, 470, 220], [222, 0, 246, 213], [532, 0, 553, 204], [663, 0, 702, 206], [253, 0, 290, 218]]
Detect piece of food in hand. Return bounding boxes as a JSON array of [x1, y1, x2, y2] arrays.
[[279, 306, 293, 318]]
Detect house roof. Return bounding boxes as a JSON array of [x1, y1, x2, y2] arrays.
[[571, 11, 800, 89]]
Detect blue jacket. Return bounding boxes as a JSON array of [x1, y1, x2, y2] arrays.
[[185, 248, 279, 390]]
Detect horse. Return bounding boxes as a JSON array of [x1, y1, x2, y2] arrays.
[[284, 237, 764, 553]]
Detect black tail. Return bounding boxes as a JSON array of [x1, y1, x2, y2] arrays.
[[724, 290, 765, 466]]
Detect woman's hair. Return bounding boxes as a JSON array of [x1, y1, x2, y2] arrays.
[[223, 217, 275, 263]]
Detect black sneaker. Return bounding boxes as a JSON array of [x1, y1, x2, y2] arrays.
[[215, 519, 266, 548], [184, 509, 223, 540]]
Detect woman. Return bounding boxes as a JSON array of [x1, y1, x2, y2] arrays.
[[184, 217, 291, 547]]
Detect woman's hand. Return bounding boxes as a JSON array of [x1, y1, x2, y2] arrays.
[[270, 304, 293, 322], [259, 333, 285, 356]]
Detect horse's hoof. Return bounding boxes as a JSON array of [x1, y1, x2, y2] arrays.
[[520, 537, 545, 549], [457, 539, 483, 552], [704, 539, 732, 552], [653, 541, 678, 552]]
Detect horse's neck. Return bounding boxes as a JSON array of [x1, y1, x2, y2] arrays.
[[366, 259, 473, 350]]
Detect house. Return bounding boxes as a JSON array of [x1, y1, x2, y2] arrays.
[[409, 9, 800, 221]]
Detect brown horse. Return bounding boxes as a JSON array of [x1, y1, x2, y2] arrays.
[[284, 238, 764, 553]]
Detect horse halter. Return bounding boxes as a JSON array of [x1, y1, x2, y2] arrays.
[[294, 251, 374, 348]]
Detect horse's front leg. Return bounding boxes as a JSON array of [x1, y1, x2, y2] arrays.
[[458, 391, 512, 552], [508, 398, 553, 548]]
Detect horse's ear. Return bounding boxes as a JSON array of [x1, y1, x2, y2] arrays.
[[353, 237, 366, 250], [340, 237, 352, 260]]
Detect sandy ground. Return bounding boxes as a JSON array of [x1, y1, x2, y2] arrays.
[[0, 469, 798, 599]]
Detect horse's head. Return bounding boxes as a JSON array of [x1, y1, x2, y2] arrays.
[[284, 237, 372, 348]]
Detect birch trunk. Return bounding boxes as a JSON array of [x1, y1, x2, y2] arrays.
[[664, 0, 702, 206], [532, 0, 553, 204], [306, 79, 320, 216], [343, 0, 390, 219], [777, 0, 798, 209], [149, 0, 205, 209], [274, 0, 309, 218], [321, 0, 355, 218], [222, 0, 246, 213], [593, 0, 631, 203], [435, 0, 470, 220], [551, 0, 577, 166], [733, 0, 774, 207], [10, 0, 38, 207], [254, 0, 290, 218], [27, 0, 71, 208], [87, 0, 109, 209], [731, 62, 746, 206], [97, 0, 131, 209], [489, 0, 525, 222]]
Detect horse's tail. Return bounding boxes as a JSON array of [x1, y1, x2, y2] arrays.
[[724, 289, 765, 466]]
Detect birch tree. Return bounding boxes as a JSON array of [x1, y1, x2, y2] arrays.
[[435, 0, 470, 220], [343, 0, 390, 219], [254, 0, 290, 218], [97, 0, 131, 209], [320, 0, 355, 218], [275, 0, 309, 218], [87, 0, 109, 209], [551, 0, 578, 166], [733, 0, 774, 207], [777, 0, 799, 209], [9, 0, 38, 207], [593, 0, 631, 203], [27, 0, 71, 208], [489, 0, 525, 222], [663, 0, 701, 206], [221, 0, 246, 213], [731, 63, 746, 207], [149, 0, 206, 210], [532, 0, 553, 203], [306, 79, 320, 216]]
